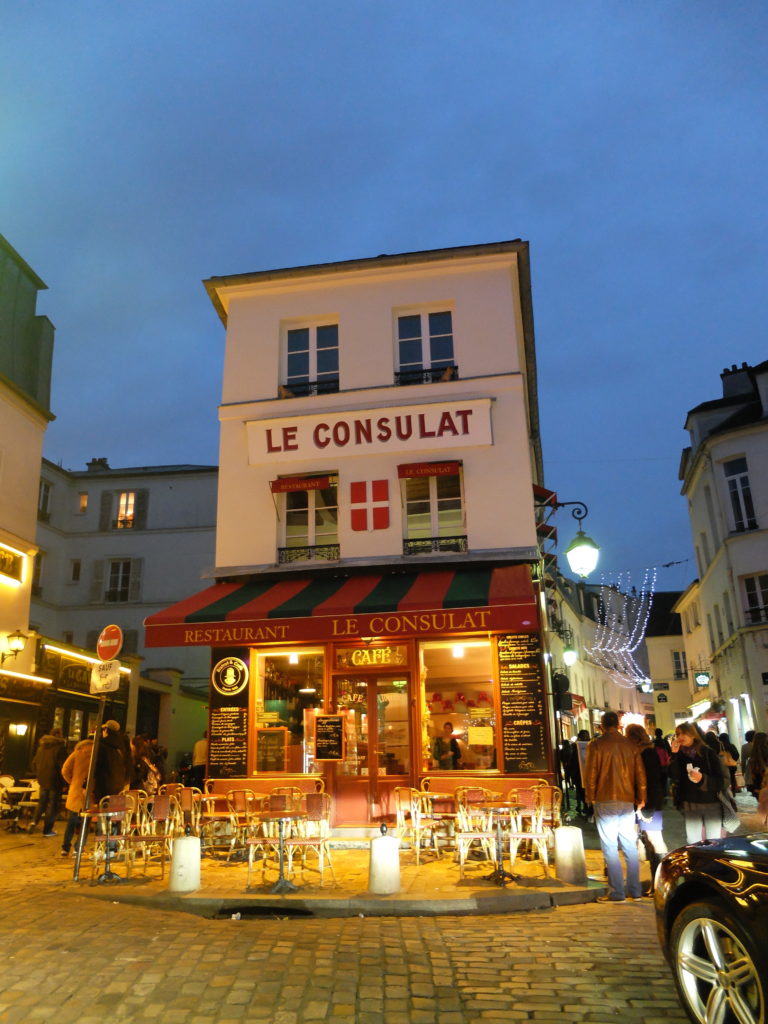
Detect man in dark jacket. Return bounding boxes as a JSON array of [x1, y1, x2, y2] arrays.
[[30, 727, 66, 836], [94, 720, 131, 802], [585, 711, 647, 903]]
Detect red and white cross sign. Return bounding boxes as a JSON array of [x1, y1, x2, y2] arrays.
[[350, 480, 390, 531]]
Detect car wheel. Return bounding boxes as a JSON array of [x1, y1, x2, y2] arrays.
[[669, 899, 767, 1024]]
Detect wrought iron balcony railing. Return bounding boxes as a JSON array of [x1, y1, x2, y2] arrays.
[[278, 544, 341, 564], [745, 605, 768, 625], [278, 379, 340, 398], [394, 365, 459, 386], [403, 535, 468, 556]]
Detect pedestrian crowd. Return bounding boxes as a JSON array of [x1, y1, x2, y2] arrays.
[[557, 715, 768, 904], [26, 721, 169, 857]]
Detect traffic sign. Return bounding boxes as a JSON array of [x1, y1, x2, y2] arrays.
[[90, 660, 121, 694], [97, 624, 123, 662]]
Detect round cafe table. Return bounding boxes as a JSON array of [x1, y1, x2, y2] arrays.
[[477, 800, 522, 887], [255, 810, 306, 894]]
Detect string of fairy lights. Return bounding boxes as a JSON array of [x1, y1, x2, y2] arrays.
[[583, 567, 659, 690]]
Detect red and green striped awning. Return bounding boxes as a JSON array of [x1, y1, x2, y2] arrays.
[[144, 565, 538, 648]]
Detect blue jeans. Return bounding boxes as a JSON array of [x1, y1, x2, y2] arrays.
[[595, 801, 641, 899]]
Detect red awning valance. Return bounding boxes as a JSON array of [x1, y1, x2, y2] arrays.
[[145, 565, 539, 648], [270, 475, 332, 494], [397, 461, 460, 479]]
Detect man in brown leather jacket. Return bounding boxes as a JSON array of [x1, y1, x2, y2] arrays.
[[585, 711, 647, 902]]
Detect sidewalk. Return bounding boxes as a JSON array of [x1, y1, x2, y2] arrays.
[[1, 790, 762, 919]]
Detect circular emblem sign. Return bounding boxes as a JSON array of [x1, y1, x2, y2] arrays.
[[97, 624, 124, 662], [211, 657, 249, 696]]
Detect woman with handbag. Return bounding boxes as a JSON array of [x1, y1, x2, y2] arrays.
[[719, 731, 740, 792], [669, 723, 726, 843]]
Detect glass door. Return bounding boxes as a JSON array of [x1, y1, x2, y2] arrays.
[[333, 675, 411, 825]]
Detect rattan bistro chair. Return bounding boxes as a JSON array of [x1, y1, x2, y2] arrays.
[[394, 787, 441, 865], [283, 792, 337, 886], [119, 794, 178, 879]]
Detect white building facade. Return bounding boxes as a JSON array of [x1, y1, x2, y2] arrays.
[[30, 459, 217, 765], [146, 242, 558, 825], [677, 361, 768, 736]]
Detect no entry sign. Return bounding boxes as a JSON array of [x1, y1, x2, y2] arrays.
[[96, 624, 123, 662]]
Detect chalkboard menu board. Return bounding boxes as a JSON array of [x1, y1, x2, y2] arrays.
[[497, 633, 548, 773], [255, 727, 288, 772], [208, 647, 249, 778], [315, 715, 345, 761]]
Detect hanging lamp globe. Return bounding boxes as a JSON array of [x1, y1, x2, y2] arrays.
[[564, 529, 600, 578], [562, 645, 578, 667]]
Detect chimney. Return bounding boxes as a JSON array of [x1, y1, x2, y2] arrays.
[[720, 362, 754, 399], [86, 458, 111, 472]]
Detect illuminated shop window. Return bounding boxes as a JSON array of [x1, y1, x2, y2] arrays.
[[257, 650, 324, 772], [419, 639, 496, 772]]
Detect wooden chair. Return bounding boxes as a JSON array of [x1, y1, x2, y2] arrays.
[[283, 792, 337, 886]]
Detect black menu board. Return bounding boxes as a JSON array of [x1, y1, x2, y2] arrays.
[[208, 648, 249, 777], [315, 715, 345, 761], [255, 727, 288, 772], [497, 633, 548, 773]]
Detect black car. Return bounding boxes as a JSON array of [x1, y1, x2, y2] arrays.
[[655, 833, 768, 1024]]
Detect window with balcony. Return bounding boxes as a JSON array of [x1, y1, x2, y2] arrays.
[[399, 463, 466, 555], [276, 476, 339, 563], [395, 310, 457, 385], [743, 572, 768, 625], [281, 322, 339, 397], [723, 457, 757, 532], [90, 558, 143, 603], [99, 489, 148, 531]]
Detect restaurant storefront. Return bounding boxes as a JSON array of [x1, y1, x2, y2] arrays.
[[145, 564, 555, 827]]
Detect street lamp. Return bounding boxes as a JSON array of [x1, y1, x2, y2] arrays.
[[1, 629, 28, 666], [558, 502, 600, 578]]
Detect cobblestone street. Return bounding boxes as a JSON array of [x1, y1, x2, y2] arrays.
[[0, 882, 687, 1024]]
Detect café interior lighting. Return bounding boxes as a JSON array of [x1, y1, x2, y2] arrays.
[[1, 629, 28, 667], [289, 653, 299, 664], [11, 723, 28, 736], [452, 645, 465, 659]]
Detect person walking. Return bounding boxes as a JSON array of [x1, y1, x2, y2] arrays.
[[718, 732, 740, 792], [585, 711, 647, 903], [741, 730, 755, 793], [59, 736, 94, 856], [29, 727, 66, 837], [668, 722, 725, 843], [625, 723, 668, 888], [746, 732, 768, 796]]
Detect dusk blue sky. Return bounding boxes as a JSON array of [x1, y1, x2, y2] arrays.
[[2, 2, 766, 593]]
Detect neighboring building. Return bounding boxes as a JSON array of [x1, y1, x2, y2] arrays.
[[545, 572, 651, 740], [678, 361, 768, 736], [0, 235, 55, 777], [30, 458, 217, 766], [644, 590, 688, 736], [147, 241, 558, 825]]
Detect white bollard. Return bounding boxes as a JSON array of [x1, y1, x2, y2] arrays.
[[368, 824, 401, 895], [554, 825, 588, 885], [168, 835, 201, 893]]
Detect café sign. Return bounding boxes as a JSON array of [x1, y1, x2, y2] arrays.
[[246, 398, 492, 464], [0, 543, 25, 585], [336, 645, 408, 669]]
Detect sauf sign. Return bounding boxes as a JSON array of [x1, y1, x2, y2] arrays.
[[246, 398, 492, 463]]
